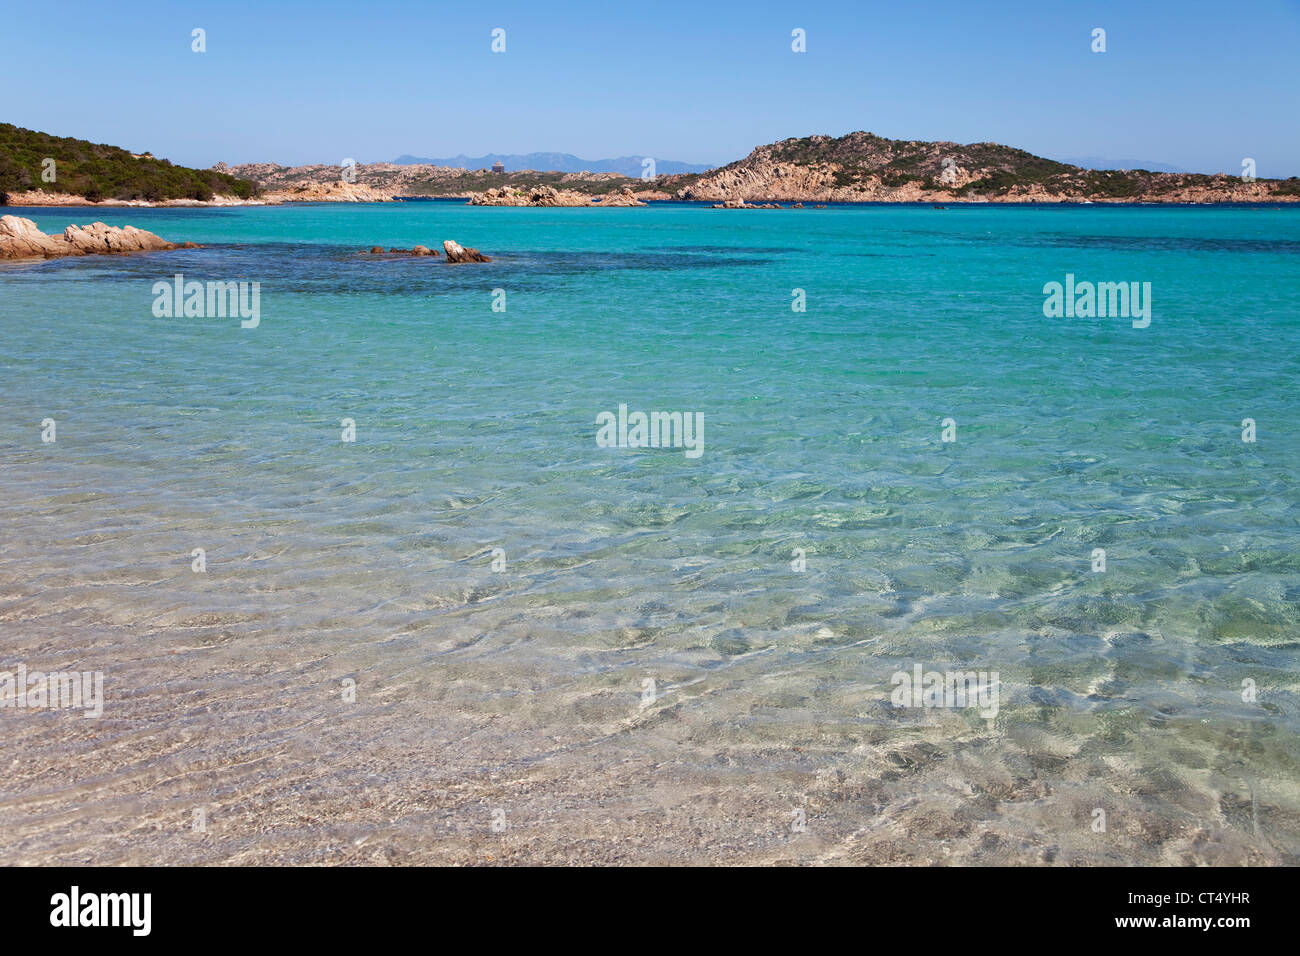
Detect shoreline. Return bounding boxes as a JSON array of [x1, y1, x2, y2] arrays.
[[6, 196, 1300, 209]]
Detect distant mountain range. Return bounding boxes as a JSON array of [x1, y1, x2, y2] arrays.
[[392, 152, 714, 176]]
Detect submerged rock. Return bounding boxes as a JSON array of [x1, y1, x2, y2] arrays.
[[0, 215, 177, 259], [360, 245, 440, 257], [358, 242, 484, 261]]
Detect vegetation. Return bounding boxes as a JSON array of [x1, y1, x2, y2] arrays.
[[879, 170, 925, 187], [0, 123, 257, 202]]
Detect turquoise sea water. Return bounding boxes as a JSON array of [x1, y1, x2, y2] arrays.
[[1, 202, 1298, 864]]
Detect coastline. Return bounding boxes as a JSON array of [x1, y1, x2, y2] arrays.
[[6, 195, 1299, 209], [2, 189, 269, 208], [0, 179, 391, 208]]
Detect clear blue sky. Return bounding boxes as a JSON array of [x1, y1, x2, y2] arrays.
[[4, 0, 1299, 176]]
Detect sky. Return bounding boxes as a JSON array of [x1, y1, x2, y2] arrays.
[[3, 0, 1299, 176]]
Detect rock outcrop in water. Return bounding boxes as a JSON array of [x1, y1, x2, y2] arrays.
[[469, 185, 581, 206], [468, 185, 646, 207], [259, 180, 394, 203], [442, 240, 491, 263], [595, 188, 648, 207], [0, 215, 178, 259], [360, 241, 486, 261]]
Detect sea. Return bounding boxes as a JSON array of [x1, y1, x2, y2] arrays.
[[1, 201, 1297, 863]]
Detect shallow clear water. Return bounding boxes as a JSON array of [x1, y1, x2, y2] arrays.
[[1, 202, 1297, 864]]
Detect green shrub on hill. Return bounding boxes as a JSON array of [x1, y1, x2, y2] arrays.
[[0, 123, 256, 202]]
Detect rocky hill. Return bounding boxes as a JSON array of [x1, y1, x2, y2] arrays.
[[226, 161, 673, 202], [677, 131, 1300, 203], [12, 123, 1293, 208], [225, 161, 459, 198]]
